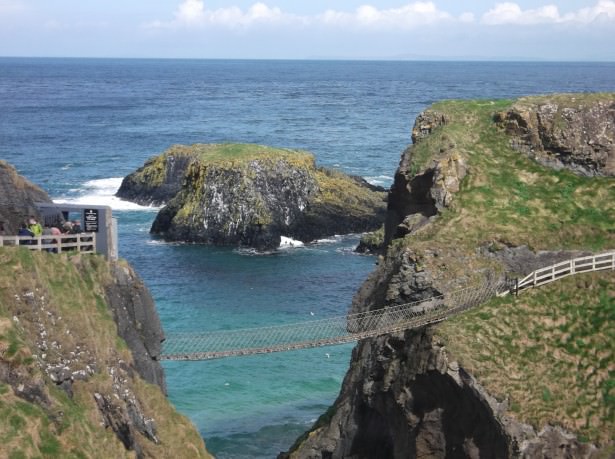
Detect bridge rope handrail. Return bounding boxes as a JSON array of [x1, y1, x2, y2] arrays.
[[161, 250, 614, 361], [162, 278, 503, 360]]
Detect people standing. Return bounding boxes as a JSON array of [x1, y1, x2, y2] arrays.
[[18, 222, 34, 245], [28, 217, 43, 237]]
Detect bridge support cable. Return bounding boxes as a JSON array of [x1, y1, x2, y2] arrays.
[[161, 279, 504, 361], [161, 251, 613, 361]]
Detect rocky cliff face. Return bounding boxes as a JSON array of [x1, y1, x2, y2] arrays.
[[284, 94, 615, 458], [384, 112, 466, 247], [103, 260, 167, 394], [495, 94, 615, 176], [0, 160, 52, 233], [117, 143, 387, 251], [0, 249, 211, 459], [285, 326, 597, 459]]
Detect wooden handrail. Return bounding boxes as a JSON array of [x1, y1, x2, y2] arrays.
[[515, 251, 614, 293], [0, 233, 97, 254]]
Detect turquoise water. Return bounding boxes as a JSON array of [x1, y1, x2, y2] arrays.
[[2, 58, 614, 458]]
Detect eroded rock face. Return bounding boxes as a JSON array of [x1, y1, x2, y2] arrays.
[[0, 249, 209, 458], [495, 96, 615, 176], [0, 160, 52, 233], [118, 144, 387, 251], [411, 110, 448, 144], [385, 115, 466, 246], [116, 153, 195, 206], [103, 260, 166, 394], [285, 328, 510, 458], [284, 327, 596, 459]]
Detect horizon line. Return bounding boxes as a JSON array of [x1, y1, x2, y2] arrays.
[[1, 55, 615, 63]]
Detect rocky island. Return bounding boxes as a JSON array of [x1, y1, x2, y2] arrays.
[[116, 143, 387, 251], [283, 93, 615, 457], [0, 164, 212, 458]]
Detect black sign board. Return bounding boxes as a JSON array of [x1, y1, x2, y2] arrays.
[[84, 209, 99, 232]]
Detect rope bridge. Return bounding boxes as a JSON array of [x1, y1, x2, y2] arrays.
[[161, 279, 504, 361], [161, 251, 614, 361]]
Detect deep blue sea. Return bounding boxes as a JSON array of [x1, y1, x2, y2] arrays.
[[1, 58, 614, 458]]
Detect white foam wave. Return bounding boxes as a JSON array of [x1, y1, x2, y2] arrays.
[[365, 175, 393, 186], [53, 177, 160, 212], [279, 236, 304, 248], [313, 235, 343, 244]]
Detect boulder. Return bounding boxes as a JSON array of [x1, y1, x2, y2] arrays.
[[117, 144, 387, 251], [495, 94, 615, 176]]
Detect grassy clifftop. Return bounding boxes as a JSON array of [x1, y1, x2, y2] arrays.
[[0, 249, 211, 458], [407, 96, 614, 253], [397, 94, 614, 446]]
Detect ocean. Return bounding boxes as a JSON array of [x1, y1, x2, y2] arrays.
[[1, 58, 614, 458]]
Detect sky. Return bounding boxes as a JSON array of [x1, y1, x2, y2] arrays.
[[0, 0, 614, 60]]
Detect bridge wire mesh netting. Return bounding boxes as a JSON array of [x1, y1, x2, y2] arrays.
[[161, 279, 504, 361]]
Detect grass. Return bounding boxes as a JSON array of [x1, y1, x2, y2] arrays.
[[131, 143, 315, 190], [389, 94, 615, 446], [163, 143, 315, 169], [408, 96, 615, 254], [437, 273, 614, 445], [0, 248, 212, 458]]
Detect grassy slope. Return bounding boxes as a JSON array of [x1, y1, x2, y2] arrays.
[[399, 95, 614, 445], [0, 248, 210, 458]]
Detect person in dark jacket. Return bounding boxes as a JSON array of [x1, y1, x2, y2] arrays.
[[18, 222, 34, 245]]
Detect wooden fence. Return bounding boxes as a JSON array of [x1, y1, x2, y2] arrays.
[[0, 233, 97, 254], [511, 251, 615, 294]]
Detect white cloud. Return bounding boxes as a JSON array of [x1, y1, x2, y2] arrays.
[[145, 1, 615, 31], [482, 1, 615, 25], [175, 0, 206, 24], [148, 1, 466, 30], [570, 0, 615, 22], [148, 0, 294, 28], [320, 2, 454, 28]]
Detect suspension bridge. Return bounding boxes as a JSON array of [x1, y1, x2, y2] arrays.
[[160, 251, 614, 361]]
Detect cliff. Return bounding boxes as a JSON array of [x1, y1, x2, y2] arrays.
[[117, 143, 387, 251], [0, 250, 211, 458], [0, 164, 211, 458], [283, 94, 615, 458], [0, 160, 52, 233], [495, 94, 614, 177]]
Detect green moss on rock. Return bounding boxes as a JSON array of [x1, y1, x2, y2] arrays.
[[0, 249, 212, 458], [121, 143, 387, 250]]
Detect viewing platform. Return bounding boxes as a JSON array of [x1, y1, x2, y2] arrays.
[[0, 232, 97, 254], [0, 202, 117, 259]]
